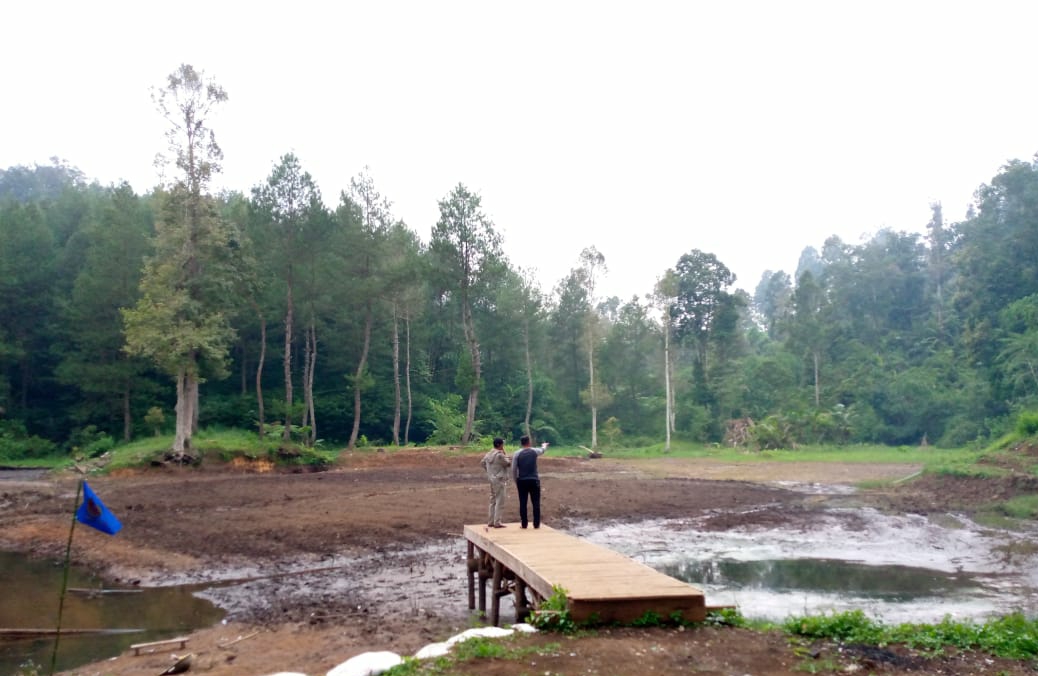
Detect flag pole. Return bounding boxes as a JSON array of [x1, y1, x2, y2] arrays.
[[50, 478, 82, 676]]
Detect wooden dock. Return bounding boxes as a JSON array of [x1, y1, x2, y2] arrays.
[[464, 523, 705, 626]]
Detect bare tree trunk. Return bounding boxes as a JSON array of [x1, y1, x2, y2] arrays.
[[813, 349, 821, 407], [240, 341, 247, 395], [301, 326, 311, 432], [122, 380, 132, 443], [523, 317, 533, 438], [305, 322, 317, 446], [460, 301, 481, 445], [283, 279, 294, 442], [191, 377, 199, 435], [256, 316, 267, 439], [391, 306, 401, 446], [173, 365, 198, 453], [663, 320, 671, 452], [588, 321, 598, 450], [348, 306, 373, 449], [404, 313, 413, 446]]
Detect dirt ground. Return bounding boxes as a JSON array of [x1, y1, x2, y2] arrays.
[[2, 449, 1036, 676]]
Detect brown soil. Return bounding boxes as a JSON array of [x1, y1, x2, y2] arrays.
[[1, 450, 1035, 676]]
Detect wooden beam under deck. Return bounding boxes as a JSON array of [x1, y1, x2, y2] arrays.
[[464, 523, 705, 624]]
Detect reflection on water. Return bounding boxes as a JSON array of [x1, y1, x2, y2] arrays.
[[661, 558, 979, 600], [0, 551, 223, 674]]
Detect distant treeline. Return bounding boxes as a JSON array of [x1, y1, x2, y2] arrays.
[[3, 146, 1038, 456]]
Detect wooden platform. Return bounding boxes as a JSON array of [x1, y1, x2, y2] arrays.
[[463, 523, 705, 625]]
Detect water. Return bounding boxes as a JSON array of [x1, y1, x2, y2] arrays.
[[0, 552, 223, 674], [568, 508, 1038, 624]]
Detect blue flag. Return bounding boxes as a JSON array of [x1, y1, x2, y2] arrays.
[[76, 481, 122, 535]]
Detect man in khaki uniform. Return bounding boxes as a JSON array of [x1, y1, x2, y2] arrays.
[[480, 437, 511, 528]]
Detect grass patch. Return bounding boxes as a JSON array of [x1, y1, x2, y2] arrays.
[[996, 494, 1038, 519], [383, 638, 563, 675], [0, 456, 66, 469], [603, 440, 982, 470], [102, 428, 334, 471], [784, 610, 1038, 659]]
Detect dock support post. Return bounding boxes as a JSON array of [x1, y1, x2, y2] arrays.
[[514, 578, 529, 623], [490, 559, 503, 626], [477, 552, 488, 617], [467, 541, 476, 610]]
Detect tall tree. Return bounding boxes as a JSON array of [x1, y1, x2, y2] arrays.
[[653, 270, 680, 450], [577, 247, 607, 449], [123, 64, 236, 456], [342, 169, 393, 449], [925, 202, 950, 334], [58, 184, 153, 441], [753, 270, 792, 338], [0, 201, 55, 416], [429, 184, 502, 444], [251, 153, 325, 443], [672, 249, 736, 406], [787, 270, 827, 407]]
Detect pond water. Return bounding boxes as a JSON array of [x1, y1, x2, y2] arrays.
[[568, 507, 1038, 624], [0, 551, 223, 675]]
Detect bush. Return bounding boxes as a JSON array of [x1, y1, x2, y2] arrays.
[[1015, 410, 1038, 437], [0, 421, 58, 461]]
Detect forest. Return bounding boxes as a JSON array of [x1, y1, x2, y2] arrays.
[[3, 64, 1038, 459]]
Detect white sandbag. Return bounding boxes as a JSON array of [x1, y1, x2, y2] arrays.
[[413, 641, 451, 659], [326, 650, 403, 676], [445, 626, 514, 645], [511, 622, 538, 633]]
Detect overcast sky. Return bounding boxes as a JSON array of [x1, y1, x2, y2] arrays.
[[4, 1, 1038, 300]]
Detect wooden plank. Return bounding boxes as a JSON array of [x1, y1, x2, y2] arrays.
[[130, 636, 189, 655], [463, 523, 705, 623]]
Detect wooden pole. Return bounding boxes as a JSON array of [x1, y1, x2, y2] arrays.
[[477, 554, 487, 617], [467, 541, 475, 610], [50, 479, 82, 676], [514, 578, 529, 623], [490, 559, 502, 626]]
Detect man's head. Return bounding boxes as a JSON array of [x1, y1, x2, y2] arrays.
[[493, 437, 504, 450], [520, 435, 531, 447]]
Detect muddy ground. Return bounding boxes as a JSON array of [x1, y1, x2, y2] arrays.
[[2, 449, 1037, 676]]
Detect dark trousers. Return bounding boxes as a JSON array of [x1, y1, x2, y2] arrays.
[[516, 478, 541, 528]]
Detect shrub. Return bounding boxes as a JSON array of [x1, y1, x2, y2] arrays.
[[1015, 410, 1038, 437]]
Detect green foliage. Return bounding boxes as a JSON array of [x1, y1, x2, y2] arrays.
[[998, 494, 1038, 519], [144, 407, 166, 436], [751, 414, 797, 450], [12, 121, 1038, 451], [785, 609, 885, 644], [703, 607, 749, 628], [1015, 410, 1038, 437], [631, 610, 663, 627], [425, 394, 467, 445], [382, 639, 564, 676], [601, 416, 622, 447], [67, 425, 115, 458], [784, 610, 1038, 660], [529, 585, 576, 633], [0, 421, 58, 461]]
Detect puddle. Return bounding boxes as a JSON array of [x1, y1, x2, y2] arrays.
[[567, 508, 1038, 623], [0, 552, 223, 675]]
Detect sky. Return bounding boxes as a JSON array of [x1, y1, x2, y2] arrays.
[[4, 1, 1038, 301]]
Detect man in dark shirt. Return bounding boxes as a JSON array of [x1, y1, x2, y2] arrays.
[[511, 435, 549, 529]]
